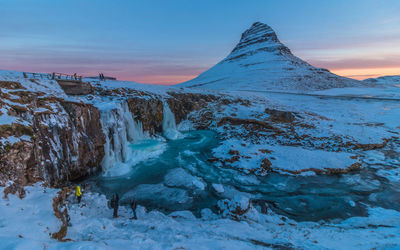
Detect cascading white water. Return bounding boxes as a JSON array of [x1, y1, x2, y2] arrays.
[[100, 101, 146, 176], [162, 102, 183, 140]]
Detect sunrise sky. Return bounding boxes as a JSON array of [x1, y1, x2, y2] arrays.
[[1, 0, 399, 84]]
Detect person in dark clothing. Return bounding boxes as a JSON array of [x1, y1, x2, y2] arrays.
[[130, 199, 137, 220], [110, 193, 119, 218]]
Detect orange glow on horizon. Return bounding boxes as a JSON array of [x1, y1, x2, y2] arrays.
[[330, 67, 400, 80]]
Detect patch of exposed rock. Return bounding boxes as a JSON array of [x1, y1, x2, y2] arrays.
[[126, 98, 164, 134], [265, 108, 295, 123]]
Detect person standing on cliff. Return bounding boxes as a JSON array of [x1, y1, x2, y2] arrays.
[[111, 193, 119, 218], [75, 184, 82, 204]]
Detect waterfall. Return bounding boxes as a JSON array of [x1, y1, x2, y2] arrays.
[[100, 101, 145, 176], [162, 102, 183, 140]]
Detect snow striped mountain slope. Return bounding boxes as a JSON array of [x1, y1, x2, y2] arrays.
[[180, 22, 361, 92]]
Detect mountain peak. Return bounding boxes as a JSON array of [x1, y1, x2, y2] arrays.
[[228, 22, 290, 60], [246, 22, 275, 37]]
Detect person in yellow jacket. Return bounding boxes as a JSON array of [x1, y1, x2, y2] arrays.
[[75, 184, 82, 203]]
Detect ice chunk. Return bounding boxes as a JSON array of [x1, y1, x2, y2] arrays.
[[121, 183, 192, 205], [164, 168, 206, 191], [212, 183, 225, 193]]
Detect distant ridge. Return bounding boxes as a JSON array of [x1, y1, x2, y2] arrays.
[[363, 75, 400, 85], [180, 22, 361, 92]]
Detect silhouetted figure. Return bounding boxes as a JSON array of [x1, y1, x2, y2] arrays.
[[130, 199, 137, 220], [111, 193, 119, 218]]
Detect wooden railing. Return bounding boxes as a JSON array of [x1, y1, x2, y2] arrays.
[[23, 72, 51, 79], [51, 72, 82, 82], [23, 72, 82, 82]]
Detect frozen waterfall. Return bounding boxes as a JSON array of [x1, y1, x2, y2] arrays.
[[99, 100, 181, 176], [100, 101, 146, 176], [162, 102, 183, 140]]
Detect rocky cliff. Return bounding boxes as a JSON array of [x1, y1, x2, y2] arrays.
[[0, 78, 105, 187]]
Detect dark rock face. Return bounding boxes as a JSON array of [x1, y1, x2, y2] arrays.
[[126, 98, 164, 134], [0, 90, 105, 187], [56, 80, 94, 95], [260, 158, 272, 173], [265, 108, 295, 123], [166, 92, 219, 125]]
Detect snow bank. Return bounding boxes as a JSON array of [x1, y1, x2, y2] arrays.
[[213, 139, 359, 174], [0, 184, 60, 248], [1, 185, 400, 249]]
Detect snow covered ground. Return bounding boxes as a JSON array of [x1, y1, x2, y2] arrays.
[[0, 70, 67, 97], [1, 184, 400, 249], [213, 138, 359, 175]]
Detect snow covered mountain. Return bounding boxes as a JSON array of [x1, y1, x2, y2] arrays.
[[364, 75, 400, 85], [180, 22, 361, 91]]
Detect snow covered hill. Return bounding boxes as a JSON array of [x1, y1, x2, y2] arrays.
[[180, 22, 361, 92], [364, 75, 400, 85]]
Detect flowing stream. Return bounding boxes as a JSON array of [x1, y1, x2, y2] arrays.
[[93, 101, 400, 222]]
